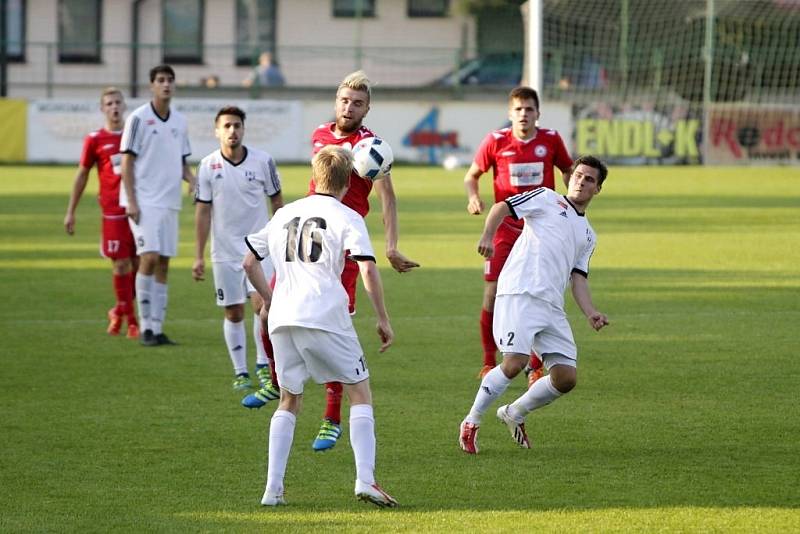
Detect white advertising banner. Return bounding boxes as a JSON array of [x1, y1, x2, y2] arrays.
[[27, 98, 573, 165], [27, 98, 305, 163]]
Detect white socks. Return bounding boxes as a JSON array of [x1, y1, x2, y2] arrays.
[[466, 366, 512, 424], [509, 374, 563, 420], [151, 281, 168, 335], [253, 314, 268, 366], [349, 404, 376, 485], [135, 273, 153, 332], [223, 319, 247, 374], [266, 410, 296, 496]]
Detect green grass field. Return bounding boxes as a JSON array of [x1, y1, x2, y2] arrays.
[[1, 164, 798, 532]]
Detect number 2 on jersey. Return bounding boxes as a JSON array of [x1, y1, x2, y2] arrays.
[[284, 217, 327, 263]]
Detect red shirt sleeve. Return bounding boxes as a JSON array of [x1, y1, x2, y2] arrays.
[[553, 132, 573, 174], [79, 134, 96, 169], [473, 133, 496, 173]]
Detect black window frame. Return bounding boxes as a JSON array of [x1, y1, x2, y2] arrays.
[[162, 0, 205, 65], [58, 0, 102, 64], [235, 0, 277, 66], [408, 0, 449, 18], [333, 0, 376, 18]]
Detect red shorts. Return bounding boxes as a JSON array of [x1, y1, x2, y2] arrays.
[[484, 221, 522, 282], [100, 215, 135, 260], [341, 258, 358, 314]]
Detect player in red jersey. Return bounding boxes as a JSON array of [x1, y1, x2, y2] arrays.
[[464, 86, 572, 385], [64, 87, 139, 338], [244, 71, 419, 451]]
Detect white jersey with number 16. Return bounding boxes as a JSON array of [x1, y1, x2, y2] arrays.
[[245, 193, 375, 336]]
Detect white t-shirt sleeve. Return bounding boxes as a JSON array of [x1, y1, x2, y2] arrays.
[[181, 120, 192, 158], [245, 222, 272, 261], [120, 113, 143, 155], [263, 155, 281, 197], [344, 214, 375, 261], [505, 187, 549, 220], [195, 160, 212, 203]]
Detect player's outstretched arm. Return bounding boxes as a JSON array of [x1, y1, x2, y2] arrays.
[[477, 201, 511, 258], [358, 259, 394, 352], [373, 175, 420, 273], [192, 202, 211, 281], [269, 192, 285, 215], [464, 163, 485, 215], [64, 166, 91, 235], [243, 251, 272, 310], [571, 272, 609, 331]]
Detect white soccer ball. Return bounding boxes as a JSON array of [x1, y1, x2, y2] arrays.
[[352, 137, 393, 180]]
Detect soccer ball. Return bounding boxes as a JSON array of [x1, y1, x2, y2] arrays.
[[352, 137, 393, 180]]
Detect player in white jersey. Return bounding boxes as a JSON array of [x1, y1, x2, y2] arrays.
[[459, 155, 610, 454], [243, 146, 397, 508], [193, 106, 284, 394], [120, 64, 195, 346]]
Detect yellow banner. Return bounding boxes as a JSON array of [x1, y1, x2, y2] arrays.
[[0, 99, 27, 161]]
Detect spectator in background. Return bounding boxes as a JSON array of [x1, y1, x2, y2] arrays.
[[243, 52, 286, 87]]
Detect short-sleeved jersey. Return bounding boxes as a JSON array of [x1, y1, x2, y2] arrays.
[[196, 146, 282, 262], [474, 127, 573, 230], [119, 102, 191, 210], [79, 128, 124, 216], [497, 187, 596, 311], [245, 194, 375, 336], [308, 123, 376, 217]]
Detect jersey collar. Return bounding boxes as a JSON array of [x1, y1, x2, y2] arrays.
[[221, 146, 248, 167], [563, 195, 586, 216], [150, 101, 170, 122]]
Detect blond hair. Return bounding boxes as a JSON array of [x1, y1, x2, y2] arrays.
[[312, 146, 354, 194], [337, 70, 371, 101], [100, 86, 123, 103]]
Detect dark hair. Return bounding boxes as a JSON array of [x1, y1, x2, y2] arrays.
[[508, 86, 540, 110], [149, 64, 176, 83], [214, 106, 246, 125], [570, 155, 609, 186]]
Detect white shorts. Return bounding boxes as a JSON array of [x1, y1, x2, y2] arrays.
[[128, 206, 179, 257], [493, 293, 577, 369], [270, 326, 368, 395], [212, 259, 274, 307]]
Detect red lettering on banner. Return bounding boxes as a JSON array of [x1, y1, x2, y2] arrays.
[[711, 118, 741, 158]]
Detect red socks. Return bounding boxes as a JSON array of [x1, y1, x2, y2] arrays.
[[113, 272, 135, 318], [324, 382, 343, 424], [480, 308, 496, 367]]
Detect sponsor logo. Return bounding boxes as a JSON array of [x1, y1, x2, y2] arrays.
[[559, 211, 568, 218], [481, 386, 492, 395], [214, 174, 223, 180], [557, 200, 568, 209], [534, 145, 547, 157], [146, 119, 155, 125], [501, 150, 516, 156], [211, 162, 222, 170], [402, 106, 460, 164]]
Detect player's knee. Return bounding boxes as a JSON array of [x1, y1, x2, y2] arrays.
[[499, 354, 527, 378], [112, 258, 132, 275], [278, 391, 302, 414], [550, 365, 577, 393], [224, 305, 244, 322]]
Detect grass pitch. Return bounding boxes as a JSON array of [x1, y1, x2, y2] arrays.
[[0, 164, 798, 532]]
